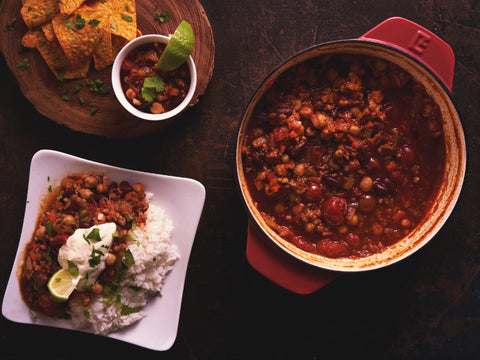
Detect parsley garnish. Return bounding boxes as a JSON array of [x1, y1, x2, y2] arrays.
[[123, 248, 135, 266], [16, 58, 29, 70], [85, 78, 110, 95], [121, 14, 133, 22], [121, 304, 141, 315], [141, 75, 164, 102], [3, 17, 16, 32], [66, 14, 85, 31], [88, 19, 100, 27], [85, 228, 102, 242], [154, 11, 170, 23], [67, 260, 79, 276], [73, 83, 83, 93], [88, 248, 104, 267]]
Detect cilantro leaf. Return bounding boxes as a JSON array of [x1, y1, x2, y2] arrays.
[[67, 260, 79, 276], [141, 75, 164, 102]]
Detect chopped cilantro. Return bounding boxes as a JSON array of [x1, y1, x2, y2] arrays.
[[121, 304, 141, 316], [90, 107, 98, 116], [16, 58, 29, 70], [73, 83, 83, 93], [3, 17, 16, 32], [110, 21, 118, 31], [121, 14, 133, 22], [88, 248, 104, 267], [154, 11, 170, 23], [88, 19, 100, 27], [85, 78, 110, 96], [141, 75, 164, 102], [60, 94, 70, 101], [67, 260, 79, 276], [84, 310, 90, 319], [85, 228, 102, 242], [123, 248, 135, 266]]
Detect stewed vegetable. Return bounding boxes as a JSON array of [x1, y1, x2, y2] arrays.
[[241, 54, 445, 258]]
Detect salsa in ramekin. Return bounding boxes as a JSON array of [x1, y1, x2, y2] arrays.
[[120, 42, 190, 114]]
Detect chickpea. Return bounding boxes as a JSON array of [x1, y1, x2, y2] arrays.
[[150, 102, 165, 114], [125, 88, 136, 99], [401, 218, 411, 228], [349, 124, 361, 136], [299, 105, 313, 119], [347, 214, 359, 226], [132, 183, 145, 193], [274, 203, 286, 213], [35, 225, 46, 240], [83, 175, 98, 189], [372, 223, 384, 236], [291, 99, 302, 111], [91, 283, 103, 295], [311, 112, 327, 129], [62, 215, 76, 225], [78, 188, 93, 200], [293, 163, 306, 177], [305, 222, 315, 233], [281, 154, 290, 163], [105, 253, 117, 266], [292, 203, 304, 216], [132, 98, 141, 106], [359, 176, 373, 192]]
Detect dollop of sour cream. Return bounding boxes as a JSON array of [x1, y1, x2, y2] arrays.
[[58, 222, 116, 291]]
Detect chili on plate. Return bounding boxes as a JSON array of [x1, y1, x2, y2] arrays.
[[20, 173, 149, 317]]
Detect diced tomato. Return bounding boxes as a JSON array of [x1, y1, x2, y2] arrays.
[[317, 239, 349, 258]]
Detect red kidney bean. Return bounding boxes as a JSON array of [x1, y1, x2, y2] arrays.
[[322, 196, 347, 225], [323, 174, 343, 188], [305, 183, 322, 202]]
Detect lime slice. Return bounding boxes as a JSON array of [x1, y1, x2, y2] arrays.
[[156, 20, 194, 71], [47, 268, 80, 302]]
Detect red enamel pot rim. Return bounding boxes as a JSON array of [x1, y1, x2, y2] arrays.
[[235, 18, 466, 277]]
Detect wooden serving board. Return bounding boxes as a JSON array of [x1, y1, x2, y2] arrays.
[[0, 0, 215, 138]]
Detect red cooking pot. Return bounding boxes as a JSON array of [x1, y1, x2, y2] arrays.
[[235, 17, 466, 294]]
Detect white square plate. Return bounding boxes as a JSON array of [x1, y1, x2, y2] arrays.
[[2, 149, 206, 351]]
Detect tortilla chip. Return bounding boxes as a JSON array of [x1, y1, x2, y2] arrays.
[[58, 0, 87, 15], [41, 22, 56, 41], [21, 28, 45, 48], [52, 6, 109, 68], [108, 0, 137, 41], [93, 30, 113, 71], [36, 35, 91, 80], [20, 0, 59, 28], [111, 34, 128, 59]]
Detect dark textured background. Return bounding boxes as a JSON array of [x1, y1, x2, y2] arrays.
[[1, 0, 479, 358]]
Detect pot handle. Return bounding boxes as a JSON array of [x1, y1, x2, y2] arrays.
[[359, 17, 455, 91], [246, 221, 339, 294]]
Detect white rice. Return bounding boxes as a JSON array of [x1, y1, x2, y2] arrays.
[[68, 203, 178, 335]]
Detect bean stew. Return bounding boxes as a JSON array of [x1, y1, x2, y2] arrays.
[[241, 54, 445, 259], [20, 173, 149, 317]]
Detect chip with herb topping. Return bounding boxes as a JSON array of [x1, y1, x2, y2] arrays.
[[58, 0, 87, 15], [52, 7, 109, 68], [20, 0, 59, 28], [21, 28, 45, 48], [108, 0, 137, 41], [19, 0, 139, 80], [36, 33, 91, 80], [41, 22, 56, 41]]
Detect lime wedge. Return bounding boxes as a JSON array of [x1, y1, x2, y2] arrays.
[[47, 268, 80, 302], [156, 20, 194, 71]]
